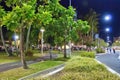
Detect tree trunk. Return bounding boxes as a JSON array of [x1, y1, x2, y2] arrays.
[[49, 45, 53, 60], [20, 27, 28, 69], [25, 25, 31, 51], [64, 38, 67, 58], [0, 27, 9, 55]]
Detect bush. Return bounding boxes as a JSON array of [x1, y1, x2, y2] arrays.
[[44, 57, 120, 80], [96, 48, 105, 53], [80, 51, 95, 58], [25, 50, 33, 57]]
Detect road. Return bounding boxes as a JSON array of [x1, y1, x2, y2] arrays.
[[96, 50, 120, 74]]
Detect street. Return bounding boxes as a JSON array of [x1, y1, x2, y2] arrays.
[[96, 50, 120, 74]]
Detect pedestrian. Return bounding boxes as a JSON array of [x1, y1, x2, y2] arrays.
[[109, 48, 111, 53], [8, 45, 13, 56], [106, 48, 108, 53], [113, 48, 115, 53]]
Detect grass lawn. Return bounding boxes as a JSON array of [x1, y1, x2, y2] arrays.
[[35, 52, 120, 80], [1, 50, 120, 80], [0, 53, 40, 64], [0, 50, 45, 64], [0, 52, 20, 64], [0, 49, 61, 64], [0, 60, 63, 80]]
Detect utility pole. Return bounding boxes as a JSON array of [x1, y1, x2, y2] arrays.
[[69, 0, 71, 6], [69, 0, 72, 57]]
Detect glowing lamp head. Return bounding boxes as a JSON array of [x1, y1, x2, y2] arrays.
[[105, 28, 110, 32], [14, 35, 19, 40], [104, 14, 112, 21]]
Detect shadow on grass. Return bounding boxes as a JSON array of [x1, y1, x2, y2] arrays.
[[53, 57, 70, 61]]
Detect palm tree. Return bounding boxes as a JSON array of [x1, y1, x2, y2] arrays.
[[84, 9, 99, 45]]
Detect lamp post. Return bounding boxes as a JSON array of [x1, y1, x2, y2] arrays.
[[14, 33, 19, 45], [68, 0, 71, 57], [40, 28, 45, 55], [103, 14, 112, 46], [105, 27, 110, 43], [14, 35, 19, 41], [14, 33, 19, 53], [69, 0, 71, 6]]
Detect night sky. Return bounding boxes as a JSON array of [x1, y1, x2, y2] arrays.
[[60, 0, 120, 42]]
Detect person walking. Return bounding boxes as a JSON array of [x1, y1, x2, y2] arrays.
[[113, 48, 115, 54], [8, 45, 13, 56], [109, 48, 111, 53]]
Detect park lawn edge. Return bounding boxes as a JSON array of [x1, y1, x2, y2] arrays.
[[0, 60, 64, 80], [39, 56, 120, 80]]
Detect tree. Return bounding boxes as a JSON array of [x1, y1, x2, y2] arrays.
[[2, 0, 53, 69], [2, 0, 37, 69], [0, 6, 9, 55], [43, 1, 90, 58], [43, 2, 76, 58], [76, 20, 90, 45], [84, 9, 99, 46], [113, 41, 120, 46]]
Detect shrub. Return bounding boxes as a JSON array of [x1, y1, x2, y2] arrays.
[[44, 57, 120, 80], [80, 51, 95, 58], [25, 50, 33, 57], [96, 48, 105, 53]]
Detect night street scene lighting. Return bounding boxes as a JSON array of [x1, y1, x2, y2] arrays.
[[105, 28, 110, 32], [104, 14, 112, 21]]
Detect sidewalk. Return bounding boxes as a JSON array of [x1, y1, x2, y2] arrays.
[[0, 54, 57, 72]]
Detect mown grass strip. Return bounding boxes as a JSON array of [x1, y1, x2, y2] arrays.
[[40, 56, 120, 80], [0, 60, 63, 80]]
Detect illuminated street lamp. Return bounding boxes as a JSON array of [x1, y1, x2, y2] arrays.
[[107, 36, 110, 41], [105, 27, 110, 32], [14, 35, 19, 40], [40, 28, 45, 55], [105, 27, 110, 42], [107, 36, 110, 39], [104, 14, 112, 22], [104, 15, 111, 21], [13, 34, 19, 52]]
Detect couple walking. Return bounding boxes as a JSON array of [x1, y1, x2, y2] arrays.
[[107, 48, 115, 53]]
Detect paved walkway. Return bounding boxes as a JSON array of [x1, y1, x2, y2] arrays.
[[96, 50, 120, 74], [0, 54, 57, 72]]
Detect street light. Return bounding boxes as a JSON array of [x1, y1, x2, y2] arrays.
[[13, 34, 19, 52], [103, 14, 112, 22], [40, 28, 45, 55], [104, 15, 111, 21], [105, 28, 110, 32], [107, 36, 110, 41], [14, 35, 19, 40], [105, 27, 110, 42]]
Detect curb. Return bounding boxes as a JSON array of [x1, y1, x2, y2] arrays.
[[95, 53, 106, 56], [19, 64, 65, 80], [95, 59, 120, 77]]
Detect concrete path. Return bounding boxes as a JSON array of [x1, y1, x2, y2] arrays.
[[96, 50, 120, 74], [0, 54, 57, 72]]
